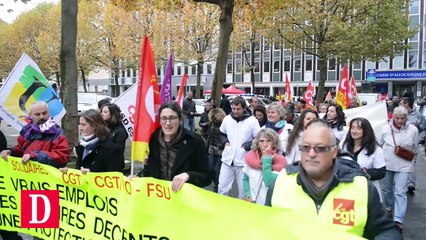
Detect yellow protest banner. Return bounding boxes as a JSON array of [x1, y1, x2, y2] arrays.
[[0, 157, 363, 240]]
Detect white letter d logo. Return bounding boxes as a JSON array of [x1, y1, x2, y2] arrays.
[[29, 194, 51, 224]]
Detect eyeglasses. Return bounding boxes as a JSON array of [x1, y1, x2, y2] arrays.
[[299, 145, 335, 153], [160, 115, 179, 123]]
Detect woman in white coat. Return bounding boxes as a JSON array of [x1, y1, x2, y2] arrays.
[[379, 107, 419, 232], [339, 117, 386, 201]]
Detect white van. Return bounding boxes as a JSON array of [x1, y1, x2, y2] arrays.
[[357, 93, 381, 105]]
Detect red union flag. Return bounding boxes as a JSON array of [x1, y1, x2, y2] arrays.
[[302, 80, 315, 109], [132, 36, 161, 162], [285, 73, 292, 103], [336, 64, 350, 109], [176, 74, 188, 107]]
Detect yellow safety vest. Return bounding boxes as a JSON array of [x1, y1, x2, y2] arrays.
[[271, 170, 368, 236]]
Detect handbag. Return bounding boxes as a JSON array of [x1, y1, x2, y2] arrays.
[[391, 127, 415, 161]]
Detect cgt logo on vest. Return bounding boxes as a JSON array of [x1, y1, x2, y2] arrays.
[[333, 198, 355, 226], [21, 190, 59, 228]]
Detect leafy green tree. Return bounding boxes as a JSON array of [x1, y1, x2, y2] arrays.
[[257, 0, 414, 103], [193, 0, 234, 105], [172, 2, 220, 98]]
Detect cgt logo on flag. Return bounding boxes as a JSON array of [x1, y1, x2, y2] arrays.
[[21, 190, 59, 228]]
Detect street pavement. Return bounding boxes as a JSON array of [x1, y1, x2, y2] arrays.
[[0, 122, 424, 239]]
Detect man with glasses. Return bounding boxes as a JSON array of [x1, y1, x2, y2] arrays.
[[265, 119, 401, 239]]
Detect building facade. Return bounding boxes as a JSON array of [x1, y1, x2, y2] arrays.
[[224, 0, 426, 99]]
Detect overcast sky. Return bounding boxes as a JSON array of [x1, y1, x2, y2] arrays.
[[0, 0, 58, 24]]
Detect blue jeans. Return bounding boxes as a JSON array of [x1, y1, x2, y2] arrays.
[[208, 155, 222, 193], [183, 118, 195, 132], [381, 170, 409, 224]]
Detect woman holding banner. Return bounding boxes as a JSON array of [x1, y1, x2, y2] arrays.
[[61, 109, 123, 173], [339, 117, 386, 201], [137, 101, 211, 192]]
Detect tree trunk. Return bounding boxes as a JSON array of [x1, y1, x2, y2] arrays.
[[211, 0, 234, 105], [113, 61, 120, 97], [250, 33, 255, 94], [60, 0, 79, 155], [316, 56, 328, 104], [196, 61, 203, 98], [80, 67, 87, 93]]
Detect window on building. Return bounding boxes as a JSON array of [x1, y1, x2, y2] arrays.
[[199, 65, 204, 74], [353, 62, 361, 70], [284, 60, 291, 71], [133, 69, 137, 77], [379, 58, 390, 69], [236, 60, 242, 72], [177, 66, 182, 75], [274, 51, 280, 58], [127, 69, 131, 77], [254, 41, 260, 51], [306, 59, 312, 71], [227, 63, 233, 73], [264, 40, 270, 51], [121, 70, 125, 77], [274, 61, 280, 72], [411, 0, 419, 14], [409, 50, 418, 68], [207, 64, 212, 74], [157, 68, 161, 77], [236, 53, 242, 60], [254, 62, 260, 72], [264, 61, 270, 72], [191, 66, 196, 75], [172, 67, 175, 76], [184, 66, 188, 75], [329, 59, 336, 70], [294, 60, 301, 71], [227, 53, 233, 60], [394, 55, 404, 69]]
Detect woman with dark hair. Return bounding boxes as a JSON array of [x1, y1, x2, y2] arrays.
[[339, 117, 386, 201], [322, 103, 347, 143], [100, 103, 128, 169], [206, 107, 226, 192], [253, 105, 267, 127], [284, 109, 319, 164], [137, 101, 211, 192], [61, 109, 123, 173]]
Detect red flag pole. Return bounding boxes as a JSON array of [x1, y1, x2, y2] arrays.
[[131, 36, 161, 175]]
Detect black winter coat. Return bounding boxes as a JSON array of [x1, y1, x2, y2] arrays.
[[138, 128, 211, 188], [75, 140, 123, 173]]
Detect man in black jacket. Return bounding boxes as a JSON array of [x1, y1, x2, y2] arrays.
[[266, 119, 402, 239]]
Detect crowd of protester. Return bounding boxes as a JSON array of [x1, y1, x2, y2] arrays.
[[2, 90, 425, 239]]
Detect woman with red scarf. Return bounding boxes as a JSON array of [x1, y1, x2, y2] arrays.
[[242, 128, 287, 205]]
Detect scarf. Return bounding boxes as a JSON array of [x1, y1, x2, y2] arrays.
[[326, 118, 339, 129], [24, 117, 62, 140], [80, 135, 99, 160], [298, 159, 339, 204], [392, 121, 402, 130], [158, 127, 183, 180], [265, 120, 286, 134], [244, 150, 286, 172]]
